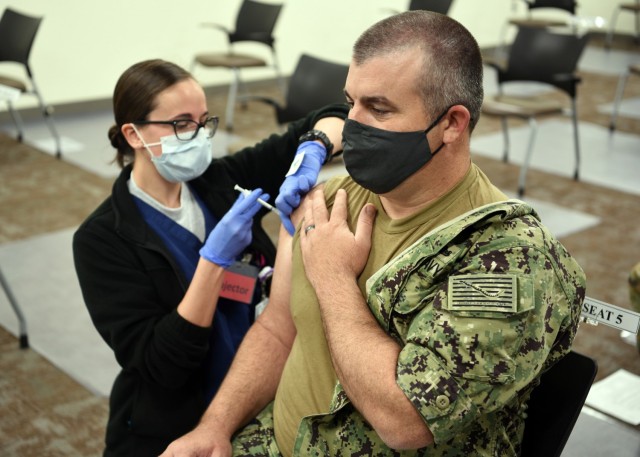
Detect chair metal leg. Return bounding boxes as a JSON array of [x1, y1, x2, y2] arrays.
[[0, 267, 29, 349], [237, 77, 250, 110], [605, 7, 622, 50], [571, 98, 580, 181], [501, 116, 510, 163], [30, 77, 62, 159], [225, 68, 240, 132], [636, 6, 640, 43], [271, 48, 286, 97], [518, 117, 538, 198], [609, 70, 629, 134], [6, 101, 26, 143]]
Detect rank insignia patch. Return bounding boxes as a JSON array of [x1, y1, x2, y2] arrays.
[[447, 274, 517, 313]]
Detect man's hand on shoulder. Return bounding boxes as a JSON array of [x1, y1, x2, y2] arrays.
[[300, 188, 376, 288]]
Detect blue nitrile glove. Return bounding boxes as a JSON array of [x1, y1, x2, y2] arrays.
[[275, 141, 327, 235], [199, 188, 270, 268]]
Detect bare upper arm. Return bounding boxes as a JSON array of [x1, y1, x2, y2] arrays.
[[290, 183, 325, 229], [257, 184, 326, 348], [254, 223, 297, 349]]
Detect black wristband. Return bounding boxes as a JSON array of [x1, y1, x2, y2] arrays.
[[299, 129, 334, 164]]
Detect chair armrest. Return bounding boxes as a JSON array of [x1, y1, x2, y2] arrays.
[[199, 22, 230, 35], [551, 72, 582, 96], [552, 73, 580, 83]]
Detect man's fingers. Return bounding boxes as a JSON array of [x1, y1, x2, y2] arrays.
[[310, 188, 330, 225], [355, 203, 377, 247], [303, 195, 315, 234], [330, 189, 348, 224]]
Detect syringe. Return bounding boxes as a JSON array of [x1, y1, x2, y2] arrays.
[[234, 184, 281, 216]]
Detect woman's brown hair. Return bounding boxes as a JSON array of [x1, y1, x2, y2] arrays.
[[108, 59, 192, 168]]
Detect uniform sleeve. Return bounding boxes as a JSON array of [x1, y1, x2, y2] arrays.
[[395, 235, 581, 444]]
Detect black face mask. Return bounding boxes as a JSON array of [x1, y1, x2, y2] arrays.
[[342, 109, 448, 194]]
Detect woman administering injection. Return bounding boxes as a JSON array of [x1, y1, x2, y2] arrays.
[[72, 59, 346, 457]]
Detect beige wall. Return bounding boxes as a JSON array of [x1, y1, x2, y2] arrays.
[[1, 0, 632, 110]]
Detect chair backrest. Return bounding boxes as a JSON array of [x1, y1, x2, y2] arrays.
[[408, 0, 454, 15], [520, 350, 598, 457], [0, 8, 42, 68], [526, 0, 577, 14], [276, 54, 349, 125], [230, 0, 283, 48], [501, 26, 590, 97]]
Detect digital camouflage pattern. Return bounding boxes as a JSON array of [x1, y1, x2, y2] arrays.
[[232, 200, 586, 456]]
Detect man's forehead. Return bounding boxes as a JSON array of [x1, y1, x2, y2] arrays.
[[345, 55, 423, 102]]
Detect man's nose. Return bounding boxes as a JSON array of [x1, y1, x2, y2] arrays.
[[347, 104, 364, 123]]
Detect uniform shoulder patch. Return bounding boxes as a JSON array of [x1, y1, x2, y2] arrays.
[[447, 274, 517, 313]]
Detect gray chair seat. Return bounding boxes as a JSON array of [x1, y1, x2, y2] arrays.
[[483, 95, 565, 118], [0, 75, 27, 92], [194, 53, 266, 69]]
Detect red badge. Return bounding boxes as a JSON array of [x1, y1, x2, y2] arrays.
[[219, 262, 259, 304]]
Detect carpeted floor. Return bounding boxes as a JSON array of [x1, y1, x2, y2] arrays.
[[1, 35, 639, 456]]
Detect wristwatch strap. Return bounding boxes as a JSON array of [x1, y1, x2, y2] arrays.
[[299, 129, 335, 164]]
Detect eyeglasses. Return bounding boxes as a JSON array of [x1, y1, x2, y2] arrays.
[[133, 116, 219, 141]]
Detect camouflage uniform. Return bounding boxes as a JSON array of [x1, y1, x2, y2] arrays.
[[233, 199, 586, 456]]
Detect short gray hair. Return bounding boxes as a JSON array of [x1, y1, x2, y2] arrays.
[[353, 11, 483, 132]]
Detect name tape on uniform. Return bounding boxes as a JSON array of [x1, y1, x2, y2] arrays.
[[581, 296, 640, 334]]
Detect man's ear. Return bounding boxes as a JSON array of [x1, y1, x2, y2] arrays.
[[441, 105, 471, 144], [121, 123, 143, 149]]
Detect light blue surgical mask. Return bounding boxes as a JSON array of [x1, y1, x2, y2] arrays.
[[133, 125, 213, 182]]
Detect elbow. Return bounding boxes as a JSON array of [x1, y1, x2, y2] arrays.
[[379, 431, 434, 451], [374, 419, 434, 450], [358, 386, 435, 449]]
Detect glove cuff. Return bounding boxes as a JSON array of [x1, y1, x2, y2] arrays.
[[298, 129, 334, 163], [199, 248, 233, 269]]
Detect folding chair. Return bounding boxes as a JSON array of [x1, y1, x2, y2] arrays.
[[244, 54, 349, 126], [609, 63, 640, 133], [408, 0, 454, 14], [0, 7, 62, 158], [521, 350, 598, 457], [605, 0, 640, 49], [383, 0, 454, 16], [494, 0, 578, 61], [482, 26, 590, 196], [0, 266, 29, 349], [192, 0, 284, 132], [509, 0, 577, 29]]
